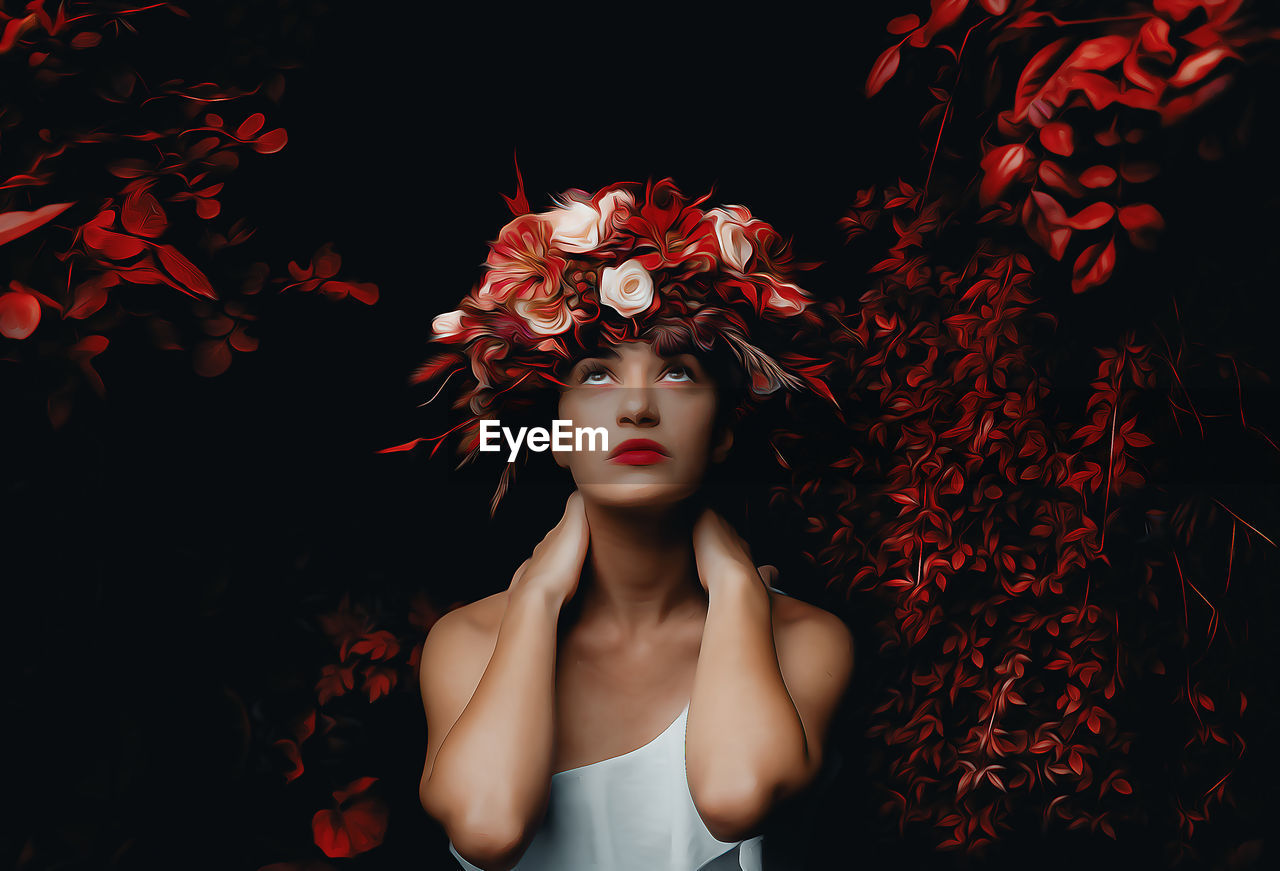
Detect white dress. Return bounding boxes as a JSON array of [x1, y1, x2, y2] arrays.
[[446, 586, 792, 871]]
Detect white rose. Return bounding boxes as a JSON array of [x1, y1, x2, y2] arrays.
[[431, 308, 464, 338], [547, 197, 602, 254], [705, 206, 755, 272], [598, 258, 654, 318]]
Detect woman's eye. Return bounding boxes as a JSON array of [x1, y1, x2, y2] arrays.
[[663, 366, 694, 382], [579, 366, 612, 384]]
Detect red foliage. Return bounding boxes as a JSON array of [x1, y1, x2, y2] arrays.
[[0, 2, 378, 426], [866, 0, 1280, 293]]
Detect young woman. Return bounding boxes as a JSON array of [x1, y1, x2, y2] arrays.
[[414, 179, 856, 870]]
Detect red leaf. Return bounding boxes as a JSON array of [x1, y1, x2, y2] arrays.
[[1120, 162, 1159, 183], [1024, 191, 1071, 260], [236, 112, 266, 140], [1139, 17, 1176, 64], [152, 243, 216, 299], [1038, 161, 1084, 197], [194, 338, 232, 377], [979, 144, 1032, 205], [1072, 235, 1116, 293], [121, 189, 168, 238], [83, 210, 145, 260], [1014, 38, 1071, 122], [333, 776, 380, 805], [0, 291, 41, 339], [866, 44, 901, 97], [912, 0, 970, 48], [1066, 202, 1115, 230], [312, 797, 388, 858], [1039, 122, 1074, 156], [978, 0, 1009, 13], [1171, 47, 1237, 88], [1112, 777, 1132, 794], [1118, 203, 1164, 232], [253, 128, 289, 154], [273, 738, 304, 783], [0, 201, 75, 247], [886, 14, 919, 34], [1079, 166, 1117, 188], [1061, 36, 1131, 73]]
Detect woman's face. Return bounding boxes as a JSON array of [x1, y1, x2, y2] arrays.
[[553, 339, 732, 509]]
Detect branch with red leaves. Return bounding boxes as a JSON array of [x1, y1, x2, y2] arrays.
[[866, 0, 1280, 294], [0, 1, 378, 429]]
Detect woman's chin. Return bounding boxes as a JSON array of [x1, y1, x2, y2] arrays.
[[577, 480, 698, 510]]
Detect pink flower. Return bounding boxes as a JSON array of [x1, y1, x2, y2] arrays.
[[476, 213, 567, 307], [598, 258, 654, 318], [513, 296, 573, 335]]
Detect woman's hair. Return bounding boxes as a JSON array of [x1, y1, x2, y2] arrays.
[[411, 177, 847, 515]]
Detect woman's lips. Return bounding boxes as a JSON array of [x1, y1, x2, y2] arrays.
[[610, 450, 667, 465], [608, 439, 669, 465]]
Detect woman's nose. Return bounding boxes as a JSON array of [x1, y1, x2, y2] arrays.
[[617, 384, 659, 426]]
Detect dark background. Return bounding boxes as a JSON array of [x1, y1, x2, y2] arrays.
[[4, 2, 1280, 869]]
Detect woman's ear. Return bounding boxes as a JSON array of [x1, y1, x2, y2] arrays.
[[710, 423, 734, 464]]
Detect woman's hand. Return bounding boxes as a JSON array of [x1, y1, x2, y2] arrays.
[[692, 506, 776, 594], [507, 490, 591, 610]]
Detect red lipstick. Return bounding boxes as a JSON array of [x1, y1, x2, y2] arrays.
[[608, 438, 670, 465]]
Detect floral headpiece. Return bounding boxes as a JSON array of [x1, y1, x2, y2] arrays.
[[408, 177, 840, 512]]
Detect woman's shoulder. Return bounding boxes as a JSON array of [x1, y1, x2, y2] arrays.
[[437, 590, 508, 640]]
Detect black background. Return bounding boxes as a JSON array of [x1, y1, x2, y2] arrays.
[[5, 2, 1280, 869]]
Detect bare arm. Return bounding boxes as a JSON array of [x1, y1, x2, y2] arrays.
[[419, 492, 589, 871], [687, 510, 856, 842], [419, 587, 564, 871]]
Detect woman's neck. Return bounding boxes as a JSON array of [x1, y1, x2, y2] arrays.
[[575, 498, 706, 637]]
